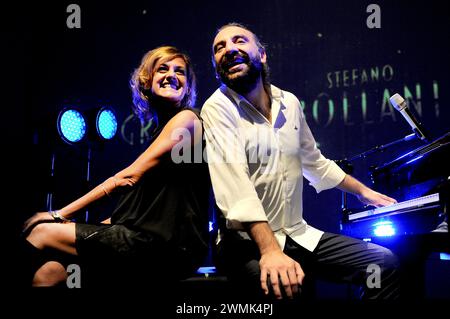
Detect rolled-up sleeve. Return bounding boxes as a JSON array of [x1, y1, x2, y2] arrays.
[[201, 100, 268, 230], [298, 103, 346, 193]]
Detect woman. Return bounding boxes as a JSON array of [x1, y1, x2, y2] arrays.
[[20, 46, 211, 288]]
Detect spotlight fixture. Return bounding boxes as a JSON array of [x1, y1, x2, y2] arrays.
[[96, 107, 118, 140], [56, 108, 87, 144]]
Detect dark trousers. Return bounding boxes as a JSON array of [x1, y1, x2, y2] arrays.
[[216, 231, 400, 300]]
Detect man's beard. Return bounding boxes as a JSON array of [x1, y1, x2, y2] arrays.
[[216, 52, 263, 94]]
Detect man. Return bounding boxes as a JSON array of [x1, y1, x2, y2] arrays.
[[201, 23, 400, 300]]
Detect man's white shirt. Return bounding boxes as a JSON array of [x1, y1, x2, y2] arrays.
[[201, 84, 346, 252]]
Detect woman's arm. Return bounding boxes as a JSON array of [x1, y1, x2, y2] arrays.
[[24, 110, 202, 229]]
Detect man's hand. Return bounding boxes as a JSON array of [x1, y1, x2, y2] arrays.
[[244, 221, 304, 299], [337, 174, 397, 208], [357, 188, 397, 208], [259, 250, 304, 299]]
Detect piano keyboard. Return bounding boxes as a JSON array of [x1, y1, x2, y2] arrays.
[[348, 193, 440, 221]]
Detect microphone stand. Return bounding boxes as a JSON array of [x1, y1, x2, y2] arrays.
[[337, 133, 417, 217]]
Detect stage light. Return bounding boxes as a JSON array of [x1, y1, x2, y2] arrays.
[[440, 253, 450, 261], [196, 266, 217, 275], [57, 108, 87, 144], [96, 107, 118, 140], [373, 220, 396, 237]]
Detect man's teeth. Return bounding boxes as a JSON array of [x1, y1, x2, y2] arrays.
[[229, 60, 244, 67]]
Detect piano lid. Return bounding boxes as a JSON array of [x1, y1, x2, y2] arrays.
[[371, 131, 450, 177]]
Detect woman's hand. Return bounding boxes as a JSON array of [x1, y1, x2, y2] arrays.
[[23, 212, 54, 234]]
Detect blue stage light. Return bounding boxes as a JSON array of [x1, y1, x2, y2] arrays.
[[96, 107, 117, 140], [209, 221, 214, 232], [440, 253, 450, 261], [373, 220, 396, 237], [57, 108, 87, 144], [196, 266, 217, 275]]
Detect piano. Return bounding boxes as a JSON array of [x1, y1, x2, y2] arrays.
[[340, 132, 450, 299], [369, 131, 450, 203], [341, 131, 450, 239]]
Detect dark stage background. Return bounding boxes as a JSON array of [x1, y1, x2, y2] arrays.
[[2, 0, 449, 298]]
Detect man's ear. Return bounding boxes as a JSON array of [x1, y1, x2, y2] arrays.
[[259, 48, 267, 64]]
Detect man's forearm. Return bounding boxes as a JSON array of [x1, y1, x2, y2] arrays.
[[244, 221, 281, 254], [336, 174, 370, 196], [337, 174, 397, 206]]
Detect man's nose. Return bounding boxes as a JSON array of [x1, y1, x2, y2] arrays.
[[225, 41, 238, 54]]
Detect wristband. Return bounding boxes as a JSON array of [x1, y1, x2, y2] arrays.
[[49, 210, 71, 222]]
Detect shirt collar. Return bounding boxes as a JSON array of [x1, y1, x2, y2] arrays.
[[220, 84, 283, 107]]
